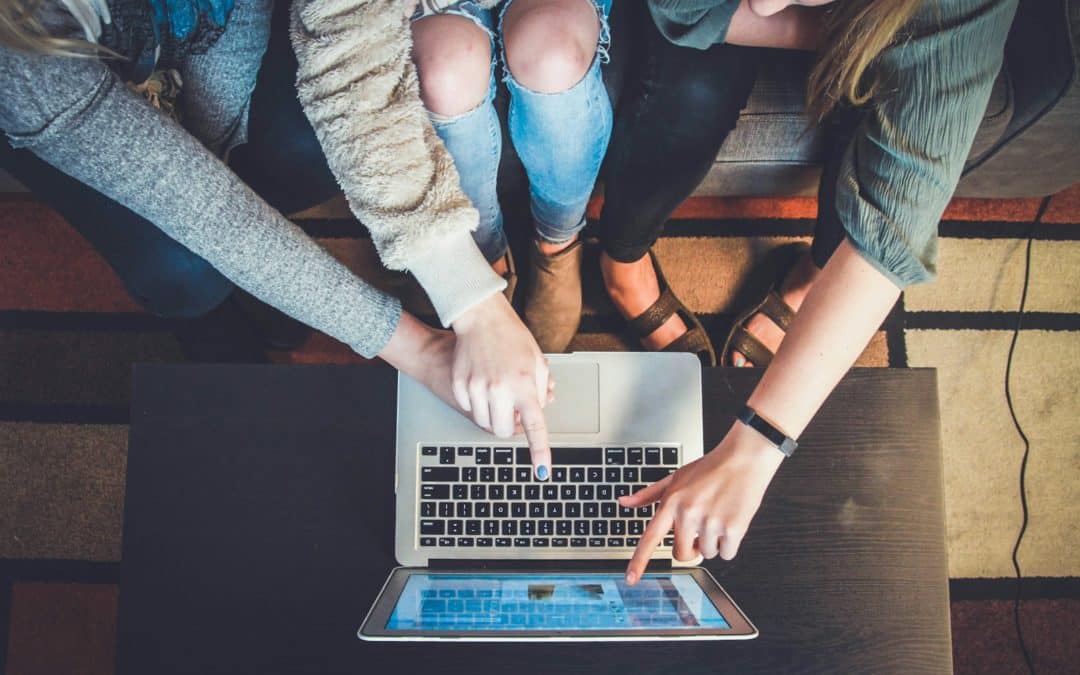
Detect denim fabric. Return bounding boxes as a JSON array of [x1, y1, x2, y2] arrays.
[[419, 0, 613, 260]]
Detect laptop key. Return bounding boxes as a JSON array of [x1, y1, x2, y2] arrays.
[[614, 484, 631, 498], [458, 446, 473, 456], [556, 521, 572, 535], [456, 502, 471, 518], [629, 520, 644, 535], [605, 448, 625, 465], [663, 537, 675, 547], [490, 485, 505, 500], [421, 502, 435, 517], [501, 521, 517, 535], [533, 538, 550, 547], [497, 468, 513, 483], [561, 485, 576, 500], [470, 485, 486, 501], [421, 484, 450, 500], [580, 485, 595, 500], [521, 521, 536, 536], [516, 447, 532, 465], [515, 467, 531, 482], [610, 520, 625, 535], [476, 503, 491, 518], [512, 503, 526, 518], [623, 468, 640, 483], [645, 447, 662, 465], [475, 447, 491, 464], [525, 485, 540, 500], [495, 537, 512, 547], [546, 503, 562, 518], [438, 502, 454, 517], [453, 485, 468, 500], [439, 537, 454, 547], [539, 520, 553, 535], [574, 521, 589, 536], [570, 468, 586, 483], [529, 503, 545, 518], [605, 468, 621, 483], [566, 503, 581, 518], [480, 468, 495, 482], [448, 520, 463, 535], [462, 467, 477, 482], [587, 468, 603, 483], [439, 447, 455, 465], [477, 537, 493, 547], [570, 538, 587, 547], [642, 468, 672, 483], [484, 521, 498, 535], [552, 467, 568, 482], [588, 538, 605, 547], [601, 503, 616, 518], [552, 537, 568, 547], [608, 538, 624, 547], [597, 485, 613, 500], [507, 485, 523, 500], [551, 447, 603, 465], [620, 506, 635, 518], [543, 485, 558, 500], [663, 447, 679, 465], [422, 466, 459, 482], [493, 502, 509, 518], [583, 503, 599, 518], [466, 520, 482, 535], [421, 446, 438, 456], [420, 536, 436, 546], [494, 447, 514, 465], [626, 537, 640, 546], [627, 448, 644, 465], [458, 537, 474, 546], [514, 537, 531, 547], [592, 521, 608, 536]]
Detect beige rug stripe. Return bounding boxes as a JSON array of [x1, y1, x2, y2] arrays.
[[905, 240, 1080, 313], [0, 423, 127, 561], [907, 329, 1080, 578]]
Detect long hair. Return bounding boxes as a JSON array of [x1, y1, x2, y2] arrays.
[[806, 0, 926, 123], [1, 0, 106, 56]]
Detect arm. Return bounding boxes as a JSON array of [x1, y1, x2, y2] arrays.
[[648, 0, 823, 51], [0, 43, 401, 358], [290, 0, 553, 473], [623, 0, 1020, 581]]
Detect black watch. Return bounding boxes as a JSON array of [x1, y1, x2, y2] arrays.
[[736, 405, 798, 457]]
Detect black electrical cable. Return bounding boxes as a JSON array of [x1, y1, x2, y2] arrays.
[[1005, 196, 1050, 675]]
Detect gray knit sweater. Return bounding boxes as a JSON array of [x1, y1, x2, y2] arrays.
[[0, 0, 504, 357]]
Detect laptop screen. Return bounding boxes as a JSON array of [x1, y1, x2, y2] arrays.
[[385, 573, 731, 632]]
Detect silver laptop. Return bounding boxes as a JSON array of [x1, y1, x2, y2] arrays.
[[359, 352, 757, 641]]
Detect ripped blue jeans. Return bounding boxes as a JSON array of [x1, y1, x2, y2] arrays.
[[415, 0, 613, 263]]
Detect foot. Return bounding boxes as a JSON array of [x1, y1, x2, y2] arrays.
[[600, 251, 689, 351], [522, 235, 585, 353], [731, 252, 820, 366]]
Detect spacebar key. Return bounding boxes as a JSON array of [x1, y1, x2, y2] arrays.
[[551, 447, 603, 465]]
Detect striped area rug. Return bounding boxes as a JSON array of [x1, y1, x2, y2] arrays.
[[1, 186, 1079, 673]]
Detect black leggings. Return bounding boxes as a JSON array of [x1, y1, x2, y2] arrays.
[[599, 7, 856, 270]]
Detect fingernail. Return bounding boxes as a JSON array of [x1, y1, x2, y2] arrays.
[[625, 572, 636, 584], [536, 464, 549, 481], [733, 354, 746, 367]]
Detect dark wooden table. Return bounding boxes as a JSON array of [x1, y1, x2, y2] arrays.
[[118, 364, 951, 674]]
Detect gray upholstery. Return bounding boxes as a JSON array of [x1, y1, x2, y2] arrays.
[[695, 0, 1080, 199]]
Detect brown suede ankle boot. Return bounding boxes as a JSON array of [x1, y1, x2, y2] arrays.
[[522, 238, 584, 353]]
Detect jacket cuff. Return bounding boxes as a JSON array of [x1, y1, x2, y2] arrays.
[[406, 231, 506, 327]]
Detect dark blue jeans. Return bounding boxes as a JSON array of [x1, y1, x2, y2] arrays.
[[0, 0, 338, 318]]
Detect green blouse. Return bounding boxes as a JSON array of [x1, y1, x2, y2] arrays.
[[649, 0, 1020, 287]]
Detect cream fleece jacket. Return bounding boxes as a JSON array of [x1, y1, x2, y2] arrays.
[[291, 0, 505, 327]]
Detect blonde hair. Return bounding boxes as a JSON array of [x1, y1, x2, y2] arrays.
[[807, 0, 926, 124], [1, 0, 106, 56]]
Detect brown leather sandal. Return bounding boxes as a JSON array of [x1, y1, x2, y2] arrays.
[[722, 242, 809, 368], [624, 249, 717, 367]]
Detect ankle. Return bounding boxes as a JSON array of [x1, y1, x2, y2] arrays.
[[536, 234, 578, 257], [599, 251, 648, 292], [777, 254, 821, 312]]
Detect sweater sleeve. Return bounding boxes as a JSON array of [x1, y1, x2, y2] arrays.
[[290, 0, 505, 327], [647, 0, 741, 49], [834, 0, 1019, 288], [0, 43, 403, 358]]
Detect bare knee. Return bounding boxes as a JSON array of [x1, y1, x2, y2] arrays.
[[503, 0, 600, 94], [412, 15, 492, 117]]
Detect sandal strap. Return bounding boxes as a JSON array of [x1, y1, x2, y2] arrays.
[[759, 291, 796, 331], [627, 287, 683, 339], [663, 326, 714, 363], [729, 326, 774, 367]]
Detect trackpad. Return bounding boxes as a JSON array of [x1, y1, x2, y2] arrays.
[[545, 361, 599, 434]]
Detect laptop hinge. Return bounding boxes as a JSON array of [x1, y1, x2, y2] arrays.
[[428, 558, 674, 572]]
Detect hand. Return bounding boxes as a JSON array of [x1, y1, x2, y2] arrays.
[[451, 293, 553, 479], [621, 421, 785, 584]]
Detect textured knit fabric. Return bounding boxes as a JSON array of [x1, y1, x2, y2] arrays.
[[291, 0, 506, 326], [648, 0, 740, 49], [647, 0, 1020, 287], [0, 0, 403, 357]]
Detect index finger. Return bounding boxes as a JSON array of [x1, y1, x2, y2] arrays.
[[517, 397, 551, 481], [625, 504, 674, 585]]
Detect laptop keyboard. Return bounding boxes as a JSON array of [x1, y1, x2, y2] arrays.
[[417, 445, 678, 551]]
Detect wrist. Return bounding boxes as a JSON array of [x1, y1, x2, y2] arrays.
[[726, 420, 786, 474], [451, 292, 508, 334], [378, 312, 441, 375]]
